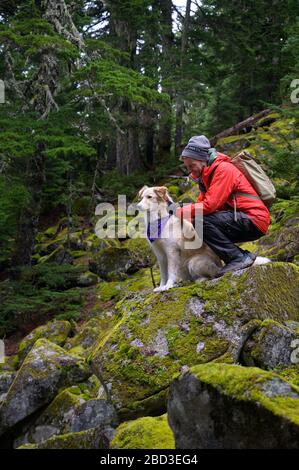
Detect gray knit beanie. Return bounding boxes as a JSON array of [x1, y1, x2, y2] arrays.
[[180, 135, 211, 161]]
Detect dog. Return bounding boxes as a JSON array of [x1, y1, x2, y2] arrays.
[[136, 185, 271, 292], [136, 185, 223, 291]]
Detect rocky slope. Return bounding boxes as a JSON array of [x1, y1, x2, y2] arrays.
[[0, 112, 298, 449]]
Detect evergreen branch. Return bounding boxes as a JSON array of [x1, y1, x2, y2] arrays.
[[87, 79, 125, 135]]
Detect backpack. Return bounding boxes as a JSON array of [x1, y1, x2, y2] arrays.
[[229, 150, 276, 208]]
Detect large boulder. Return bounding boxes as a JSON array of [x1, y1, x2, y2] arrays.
[[14, 383, 117, 447], [167, 363, 299, 449], [16, 320, 72, 365], [18, 426, 114, 449], [89, 238, 155, 282], [90, 263, 299, 417], [0, 339, 90, 435], [0, 372, 16, 402], [89, 247, 141, 280], [64, 317, 103, 357], [255, 199, 299, 263], [110, 414, 175, 449], [241, 319, 299, 369]]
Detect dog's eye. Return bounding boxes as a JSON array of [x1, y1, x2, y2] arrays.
[[147, 195, 152, 199]]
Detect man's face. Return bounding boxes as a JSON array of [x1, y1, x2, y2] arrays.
[[182, 157, 206, 178]]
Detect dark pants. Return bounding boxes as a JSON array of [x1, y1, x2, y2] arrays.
[[200, 210, 264, 264]]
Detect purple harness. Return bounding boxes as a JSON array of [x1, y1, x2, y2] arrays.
[[147, 215, 173, 243], [147, 202, 174, 243]]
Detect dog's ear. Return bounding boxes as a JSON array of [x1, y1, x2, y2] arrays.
[[154, 186, 173, 203], [138, 185, 149, 199]]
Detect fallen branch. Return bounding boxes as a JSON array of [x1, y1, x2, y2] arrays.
[[210, 108, 273, 146]]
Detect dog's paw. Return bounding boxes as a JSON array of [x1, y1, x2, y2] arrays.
[[161, 282, 177, 291], [153, 286, 164, 292]]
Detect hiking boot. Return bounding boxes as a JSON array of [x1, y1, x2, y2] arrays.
[[242, 250, 257, 262], [217, 254, 255, 277]]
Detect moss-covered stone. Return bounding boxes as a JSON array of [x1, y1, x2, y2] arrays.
[[64, 317, 104, 357], [0, 339, 91, 435], [77, 271, 99, 287], [17, 426, 114, 449], [241, 319, 299, 369], [17, 320, 72, 365], [89, 247, 143, 281], [90, 263, 299, 415], [110, 414, 175, 449], [16, 380, 118, 447], [168, 363, 299, 448]]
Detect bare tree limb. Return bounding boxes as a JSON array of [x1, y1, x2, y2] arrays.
[[211, 108, 273, 146]]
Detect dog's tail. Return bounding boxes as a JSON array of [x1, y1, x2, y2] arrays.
[[253, 256, 271, 266]]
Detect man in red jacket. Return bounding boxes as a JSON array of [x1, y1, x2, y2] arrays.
[[176, 135, 271, 276]]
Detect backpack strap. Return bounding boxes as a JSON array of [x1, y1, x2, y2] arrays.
[[202, 166, 261, 222], [232, 192, 261, 222]]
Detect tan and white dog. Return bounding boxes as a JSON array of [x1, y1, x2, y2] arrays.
[[136, 185, 223, 291]]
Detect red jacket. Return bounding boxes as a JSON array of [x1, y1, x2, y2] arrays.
[[176, 152, 271, 234]]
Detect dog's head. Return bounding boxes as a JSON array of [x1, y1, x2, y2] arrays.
[[136, 185, 174, 212]]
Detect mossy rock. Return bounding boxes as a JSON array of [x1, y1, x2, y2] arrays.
[[241, 319, 299, 370], [0, 339, 91, 436], [38, 246, 74, 265], [95, 267, 159, 304], [17, 426, 114, 449], [17, 320, 72, 365], [256, 220, 299, 263], [121, 237, 155, 268], [166, 185, 182, 198], [0, 371, 16, 397], [89, 247, 143, 281], [168, 363, 299, 449], [90, 263, 299, 415], [110, 414, 175, 449], [16, 382, 117, 447], [77, 271, 99, 287], [64, 317, 104, 357]]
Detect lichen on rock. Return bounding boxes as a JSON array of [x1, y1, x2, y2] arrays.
[[0, 339, 91, 436], [90, 263, 299, 416], [168, 363, 299, 449]]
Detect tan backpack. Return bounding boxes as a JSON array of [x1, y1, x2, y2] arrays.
[[230, 150, 276, 208]]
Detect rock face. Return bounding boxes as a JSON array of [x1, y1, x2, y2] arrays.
[[241, 320, 299, 369], [89, 247, 141, 280], [90, 263, 299, 415], [110, 414, 175, 449], [14, 384, 118, 447], [18, 426, 114, 449], [167, 363, 299, 449], [0, 372, 16, 402], [0, 339, 90, 435], [17, 320, 72, 365]]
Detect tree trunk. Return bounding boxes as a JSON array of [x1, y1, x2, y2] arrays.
[[175, 0, 192, 155], [12, 145, 45, 267], [157, 0, 174, 158]]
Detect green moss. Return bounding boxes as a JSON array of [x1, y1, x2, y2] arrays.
[[110, 414, 175, 449], [17, 320, 72, 364], [275, 366, 299, 388], [190, 363, 299, 425], [166, 185, 181, 197], [18, 428, 107, 449], [90, 263, 299, 410], [41, 388, 84, 422], [239, 242, 259, 253]]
